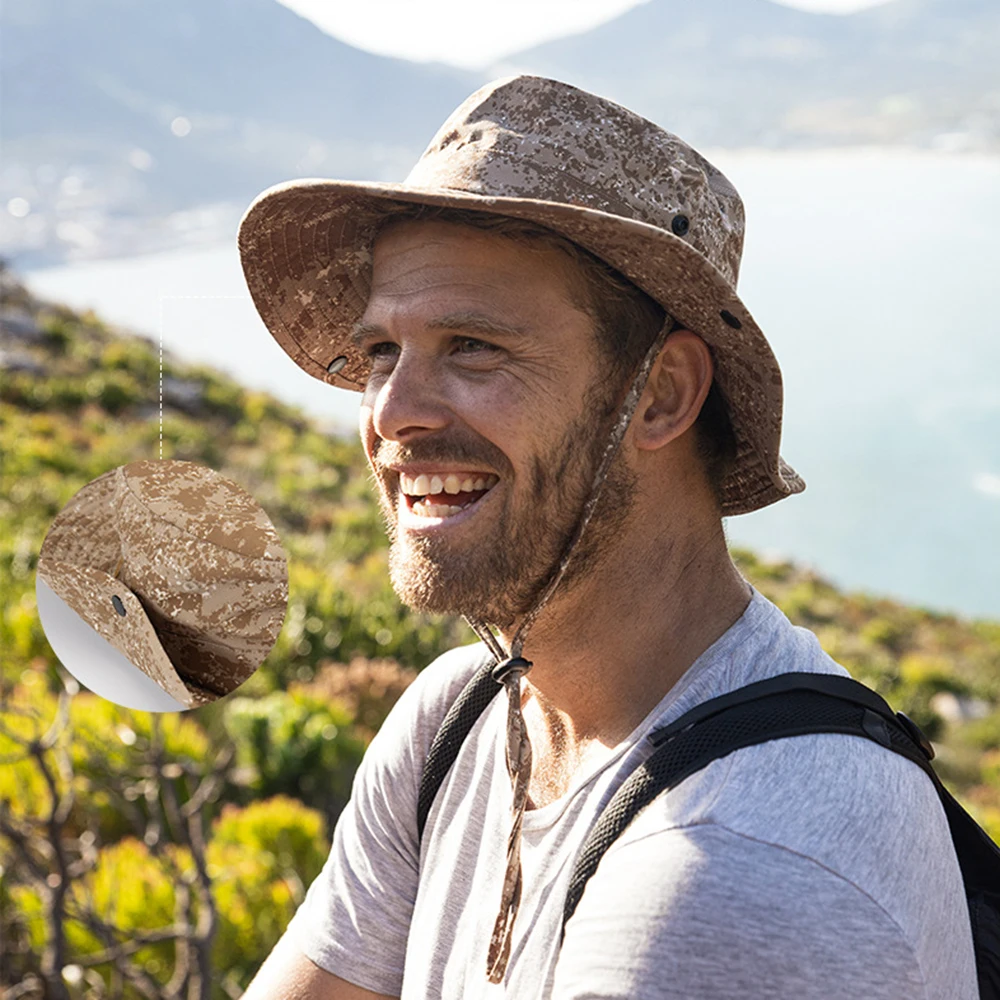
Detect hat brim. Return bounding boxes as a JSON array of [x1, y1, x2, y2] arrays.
[[238, 180, 804, 517], [37, 470, 243, 709], [36, 557, 215, 708]]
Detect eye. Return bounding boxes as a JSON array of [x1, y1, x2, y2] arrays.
[[364, 341, 398, 362], [453, 336, 500, 355]]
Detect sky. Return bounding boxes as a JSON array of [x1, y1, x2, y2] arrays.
[[276, 0, 894, 69]]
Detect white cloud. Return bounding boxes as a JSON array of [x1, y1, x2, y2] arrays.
[[973, 473, 1000, 499], [278, 0, 892, 69]]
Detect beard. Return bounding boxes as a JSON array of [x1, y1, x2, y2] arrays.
[[370, 379, 637, 630]]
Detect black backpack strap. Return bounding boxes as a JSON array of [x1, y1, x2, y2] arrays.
[[927, 766, 1000, 896], [668, 674, 1000, 895], [562, 673, 940, 931], [416, 656, 501, 841]]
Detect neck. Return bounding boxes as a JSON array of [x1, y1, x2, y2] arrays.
[[503, 501, 752, 752]]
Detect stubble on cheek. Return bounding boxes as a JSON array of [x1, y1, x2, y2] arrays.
[[366, 433, 525, 623], [375, 407, 637, 629]]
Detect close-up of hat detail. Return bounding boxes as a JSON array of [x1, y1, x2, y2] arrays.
[[36, 460, 289, 709]]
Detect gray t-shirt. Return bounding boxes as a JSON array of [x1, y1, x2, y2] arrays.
[[285, 590, 977, 998]]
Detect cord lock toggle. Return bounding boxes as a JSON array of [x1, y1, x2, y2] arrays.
[[492, 656, 532, 684]]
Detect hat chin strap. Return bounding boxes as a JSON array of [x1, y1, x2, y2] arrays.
[[465, 314, 674, 982]]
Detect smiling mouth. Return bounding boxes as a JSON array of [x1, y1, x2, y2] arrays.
[[399, 472, 500, 518]]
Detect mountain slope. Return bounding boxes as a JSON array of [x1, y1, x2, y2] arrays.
[[0, 0, 477, 265], [4, 257, 1000, 999], [3, 0, 997, 268], [493, 0, 1000, 149]]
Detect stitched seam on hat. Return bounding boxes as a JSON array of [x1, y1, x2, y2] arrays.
[[118, 474, 286, 562]]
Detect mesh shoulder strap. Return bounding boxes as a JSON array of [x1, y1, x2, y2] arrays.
[[416, 658, 501, 841], [562, 672, 939, 930]]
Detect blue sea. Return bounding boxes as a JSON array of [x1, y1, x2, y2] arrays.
[[23, 149, 1000, 619]]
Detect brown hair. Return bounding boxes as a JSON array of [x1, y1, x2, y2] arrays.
[[372, 203, 737, 504]]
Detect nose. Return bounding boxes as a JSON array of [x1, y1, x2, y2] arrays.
[[366, 347, 451, 444]]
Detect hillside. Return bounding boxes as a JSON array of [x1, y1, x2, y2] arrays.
[[3, 266, 1000, 994]]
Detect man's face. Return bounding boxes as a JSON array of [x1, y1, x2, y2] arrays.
[[355, 219, 636, 629]]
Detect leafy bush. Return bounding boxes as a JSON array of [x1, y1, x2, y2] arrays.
[[961, 712, 1000, 752], [860, 616, 910, 654], [299, 657, 416, 740], [11, 838, 184, 992], [3, 268, 1000, 997], [223, 691, 366, 830], [898, 653, 968, 695], [209, 796, 328, 990]]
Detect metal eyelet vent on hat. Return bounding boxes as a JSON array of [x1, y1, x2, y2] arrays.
[[327, 355, 348, 374], [720, 309, 742, 329], [671, 214, 689, 236], [111, 595, 127, 617]]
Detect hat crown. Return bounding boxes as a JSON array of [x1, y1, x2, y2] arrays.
[[114, 460, 283, 561], [405, 75, 746, 286], [111, 461, 288, 675]]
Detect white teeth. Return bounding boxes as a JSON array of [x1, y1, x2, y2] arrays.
[[399, 471, 500, 496], [413, 501, 465, 518]]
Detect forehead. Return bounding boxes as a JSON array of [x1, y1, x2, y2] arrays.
[[365, 218, 590, 322]]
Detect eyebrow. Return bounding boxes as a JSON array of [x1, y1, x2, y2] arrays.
[[349, 312, 529, 349]]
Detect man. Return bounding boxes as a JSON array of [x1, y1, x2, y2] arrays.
[[237, 76, 976, 998]]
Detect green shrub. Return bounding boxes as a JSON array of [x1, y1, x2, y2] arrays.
[[223, 691, 366, 830], [39, 314, 71, 354], [10, 838, 183, 993], [202, 379, 246, 422], [898, 653, 967, 695], [100, 340, 160, 384], [208, 796, 328, 992], [84, 371, 143, 415], [860, 616, 910, 654], [962, 712, 1000, 752]]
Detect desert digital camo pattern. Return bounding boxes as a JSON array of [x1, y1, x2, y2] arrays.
[[36, 559, 211, 707], [238, 74, 805, 517], [37, 461, 288, 709]]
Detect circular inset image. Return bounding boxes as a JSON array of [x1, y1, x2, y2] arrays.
[[36, 460, 289, 711]]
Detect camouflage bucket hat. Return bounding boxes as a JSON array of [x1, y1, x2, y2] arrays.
[[36, 461, 289, 709], [238, 74, 804, 516]]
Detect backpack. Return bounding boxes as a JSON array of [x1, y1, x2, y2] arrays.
[[416, 664, 1000, 998]]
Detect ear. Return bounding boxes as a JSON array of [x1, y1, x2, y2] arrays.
[[632, 330, 714, 452]]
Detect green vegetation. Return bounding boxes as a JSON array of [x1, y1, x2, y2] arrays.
[[0, 268, 467, 998], [1, 264, 999, 997]]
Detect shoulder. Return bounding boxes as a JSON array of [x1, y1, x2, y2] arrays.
[[279, 641, 495, 995], [560, 733, 976, 1000], [392, 641, 493, 731], [356, 641, 493, 784], [628, 730, 961, 905], [557, 821, 939, 1000], [554, 594, 977, 997]]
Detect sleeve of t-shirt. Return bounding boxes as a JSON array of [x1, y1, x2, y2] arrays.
[[280, 643, 488, 996], [552, 823, 930, 1000]]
